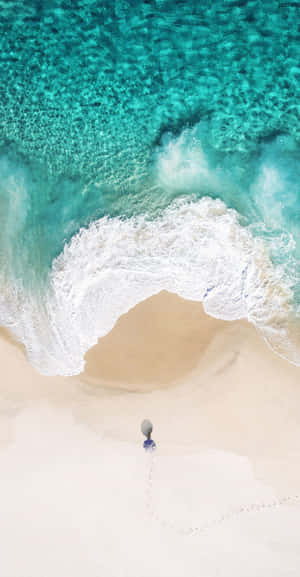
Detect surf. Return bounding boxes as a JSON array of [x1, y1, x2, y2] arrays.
[[0, 123, 299, 376], [0, 192, 296, 375]]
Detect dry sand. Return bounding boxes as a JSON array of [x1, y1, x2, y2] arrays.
[[1, 291, 300, 576]]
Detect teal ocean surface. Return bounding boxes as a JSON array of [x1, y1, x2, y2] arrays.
[[0, 0, 299, 374]]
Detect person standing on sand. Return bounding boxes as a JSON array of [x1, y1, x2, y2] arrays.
[[141, 419, 156, 451]]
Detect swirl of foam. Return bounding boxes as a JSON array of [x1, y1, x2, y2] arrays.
[[0, 196, 296, 375], [37, 196, 292, 376]]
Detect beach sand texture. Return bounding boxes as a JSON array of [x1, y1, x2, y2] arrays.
[[1, 291, 300, 576]]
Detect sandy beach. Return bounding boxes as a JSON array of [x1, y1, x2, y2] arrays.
[[1, 291, 300, 576]]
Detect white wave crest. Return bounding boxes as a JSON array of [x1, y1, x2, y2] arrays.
[[0, 196, 293, 375]]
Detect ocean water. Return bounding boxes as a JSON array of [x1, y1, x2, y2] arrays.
[[0, 0, 299, 374]]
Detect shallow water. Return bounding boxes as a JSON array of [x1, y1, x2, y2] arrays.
[[0, 1, 299, 373]]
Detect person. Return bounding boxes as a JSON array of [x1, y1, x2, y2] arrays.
[[141, 419, 156, 452]]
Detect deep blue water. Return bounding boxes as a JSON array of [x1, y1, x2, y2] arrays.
[[0, 0, 299, 373]]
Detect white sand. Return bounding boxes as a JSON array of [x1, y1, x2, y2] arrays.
[[1, 292, 300, 576]]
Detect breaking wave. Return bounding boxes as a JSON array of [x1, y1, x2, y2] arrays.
[[0, 196, 297, 375]]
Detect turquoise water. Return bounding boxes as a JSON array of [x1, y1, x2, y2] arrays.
[[0, 1, 299, 373]]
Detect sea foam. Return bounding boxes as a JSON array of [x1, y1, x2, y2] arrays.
[[0, 195, 296, 376]]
